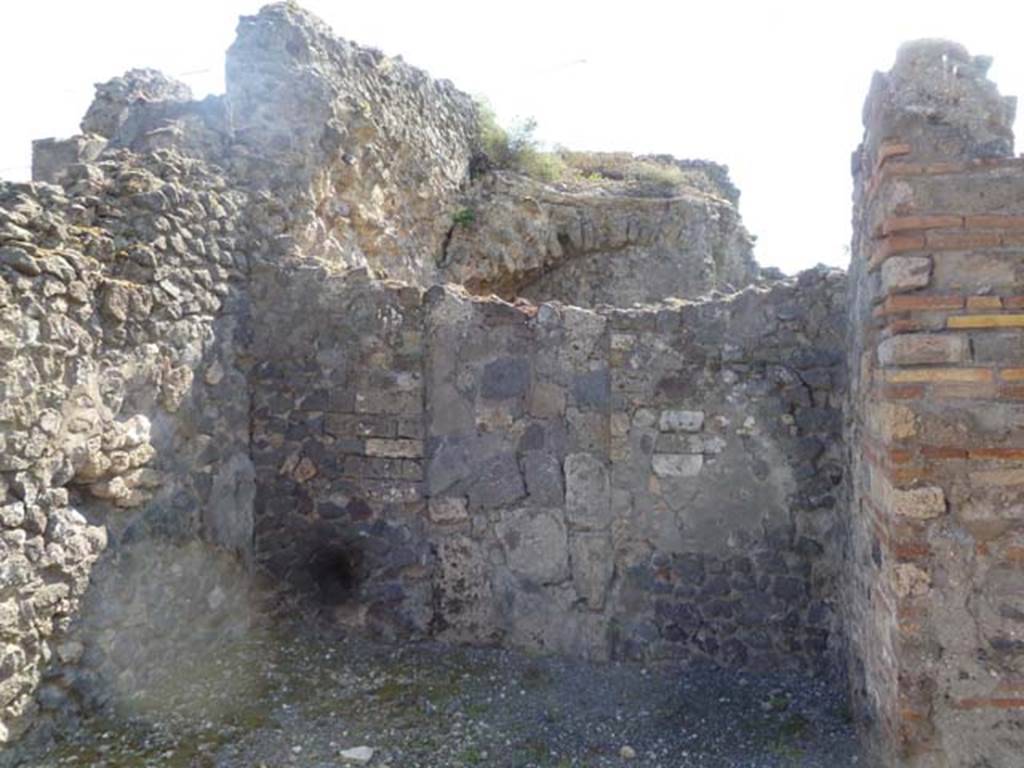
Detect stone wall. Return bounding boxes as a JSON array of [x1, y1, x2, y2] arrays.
[[225, 3, 477, 283], [249, 267, 846, 670], [0, 149, 253, 744], [2, 4, 484, 747], [2, 1, 788, 750], [248, 265, 433, 637], [14, 4, 1024, 764], [441, 171, 758, 307], [844, 40, 1024, 766], [427, 270, 846, 667]]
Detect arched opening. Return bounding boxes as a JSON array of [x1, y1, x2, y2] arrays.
[[307, 544, 362, 606]]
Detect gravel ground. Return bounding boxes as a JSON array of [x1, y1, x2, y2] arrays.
[[11, 620, 864, 768]]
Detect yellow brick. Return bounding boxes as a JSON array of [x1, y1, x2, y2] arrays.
[[947, 314, 1024, 329], [970, 469, 1024, 486], [965, 214, 1024, 230], [966, 296, 1003, 311], [1001, 369, 1024, 382], [933, 383, 1000, 399], [885, 368, 993, 384]]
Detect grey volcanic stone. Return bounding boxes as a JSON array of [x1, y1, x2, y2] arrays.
[[0, 0, 860, 748], [570, 532, 614, 609], [572, 369, 611, 410], [469, 452, 526, 509], [522, 451, 565, 506], [564, 454, 611, 530], [496, 508, 569, 584], [481, 358, 530, 400]]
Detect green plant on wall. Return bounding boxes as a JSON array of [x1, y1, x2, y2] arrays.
[[452, 207, 476, 227], [475, 98, 565, 183]]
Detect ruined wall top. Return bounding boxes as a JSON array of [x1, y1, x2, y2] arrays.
[[80, 69, 195, 139], [30, 2, 761, 306], [845, 38, 1024, 767], [860, 40, 1017, 169]]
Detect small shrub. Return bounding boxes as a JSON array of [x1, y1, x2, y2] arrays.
[[518, 149, 566, 183], [474, 99, 565, 183], [476, 100, 519, 169], [560, 150, 693, 193], [452, 207, 476, 227], [629, 160, 688, 188], [559, 150, 634, 180]]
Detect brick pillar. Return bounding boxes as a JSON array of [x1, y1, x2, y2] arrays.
[[847, 41, 1024, 765]]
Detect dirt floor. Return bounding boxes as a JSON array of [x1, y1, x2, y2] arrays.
[[9, 621, 864, 768]]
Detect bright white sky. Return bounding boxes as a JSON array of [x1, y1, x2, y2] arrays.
[[2, 1, 1022, 273]]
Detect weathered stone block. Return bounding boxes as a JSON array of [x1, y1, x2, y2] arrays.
[[428, 382, 475, 435], [522, 450, 564, 506], [652, 454, 703, 477], [570, 532, 614, 610], [878, 333, 968, 366], [343, 456, 423, 482], [565, 453, 611, 530], [468, 452, 526, 508], [354, 390, 421, 416], [659, 410, 704, 433], [572, 368, 611, 410], [655, 433, 704, 454], [933, 253, 1017, 291], [481, 358, 530, 400], [325, 413, 396, 438], [426, 438, 472, 495], [365, 438, 424, 458], [610, 333, 635, 351], [0, 503, 25, 529], [32, 135, 107, 184], [893, 563, 930, 598], [881, 255, 932, 294], [495, 508, 569, 584], [428, 496, 468, 524], [396, 418, 424, 439], [475, 402, 515, 431], [969, 468, 1024, 486], [633, 408, 658, 428], [0, 599, 18, 634], [527, 381, 566, 418], [434, 535, 494, 640], [655, 600, 702, 640], [891, 486, 946, 519], [566, 408, 609, 454]]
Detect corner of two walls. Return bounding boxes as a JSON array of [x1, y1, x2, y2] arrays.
[[423, 272, 847, 667], [0, 155, 256, 745], [4, 6, 480, 745], [20, 11, 1024, 766], [249, 267, 848, 671], [248, 265, 431, 635], [844, 40, 1024, 766]]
